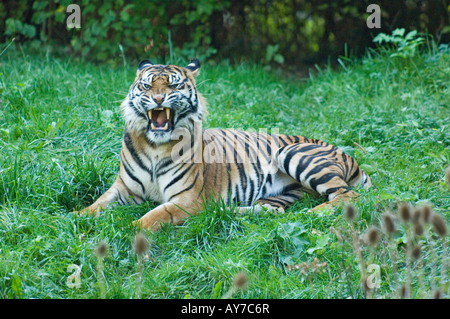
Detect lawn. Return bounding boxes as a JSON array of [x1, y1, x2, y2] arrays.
[[0, 41, 449, 299]]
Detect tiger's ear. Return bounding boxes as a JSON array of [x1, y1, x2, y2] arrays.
[[138, 59, 153, 71], [185, 58, 201, 77]]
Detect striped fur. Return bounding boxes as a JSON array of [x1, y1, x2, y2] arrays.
[[77, 59, 372, 231]]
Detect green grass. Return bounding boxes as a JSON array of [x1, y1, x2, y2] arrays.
[[0, 43, 449, 299]]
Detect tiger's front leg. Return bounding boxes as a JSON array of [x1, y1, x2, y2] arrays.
[[76, 176, 139, 216], [134, 197, 203, 231]]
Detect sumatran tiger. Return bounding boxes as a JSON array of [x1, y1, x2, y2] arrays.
[[76, 59, 372, 231]]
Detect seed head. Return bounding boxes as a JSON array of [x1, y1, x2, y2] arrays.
[[367, 226, 380, 247], [382, 212, 396, 235], [344, 204, 357, 221], [400, 284, 410, 299], [431, 213, 447, 237], [412, 244, 421, 260], [95, 241, 108, 258], [233, 272, 248, 290], [413, 221, 424, 237], [422, 204, 432, 223], [398, 203, 411, 223], [432, 289, 443, 299], [412, 207, 422, 224], [133, 232, 149, 256]]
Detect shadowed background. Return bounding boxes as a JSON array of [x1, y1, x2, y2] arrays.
[[1, 0, 449, 66]]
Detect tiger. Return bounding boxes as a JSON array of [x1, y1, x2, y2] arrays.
[[76, 58, 372, 231]]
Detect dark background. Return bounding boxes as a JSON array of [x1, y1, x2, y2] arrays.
[[1, 0, 449, 67]]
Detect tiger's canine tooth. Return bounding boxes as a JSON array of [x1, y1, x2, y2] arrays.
[[165, 108, 170, 119]]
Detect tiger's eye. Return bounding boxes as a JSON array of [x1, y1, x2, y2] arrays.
[[168, 83, 181, 89]]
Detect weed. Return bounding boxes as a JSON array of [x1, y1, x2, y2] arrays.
[[133, 232, 149, 299]]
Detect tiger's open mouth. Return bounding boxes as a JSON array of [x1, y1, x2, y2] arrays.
[[148, 107, 173, 131]]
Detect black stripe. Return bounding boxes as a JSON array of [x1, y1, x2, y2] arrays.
[[234, 184, 240, 204], [123, 131, 153, 175], [294, 155, 316, 180], [283, 149, 297, 175], [325, 186, 351, 196], [309, 172, 338, 192], [348, 166, 361, 182], [164, 162, 196, 192], [248, 173, 256, 204], [236, 162, 247, 190], [304, 162, 341, 181], [308, 149, 335, 157], [341, 153, 348, 179], [282, 192, 302, 201], [175, 106, 192, 122], [168, 171, 200, 201], [282, 183, 302, 193], [264, 198, 289, 206], [223, 131, 243, 163], [128, 100, 145, 118], [122, 161, 146, 194], [296, 144, 323, 152], [155, 158, 175, 177], [278, 136, 289, 147], [257, 133, 273, 158], [120, 151, 135, 173], [226, 163, 232, 203], [116, 189, 126, 205]]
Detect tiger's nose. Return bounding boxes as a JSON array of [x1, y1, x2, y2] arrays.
[[153, 94, 165, 105]]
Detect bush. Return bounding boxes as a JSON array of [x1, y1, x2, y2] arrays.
[[0, 0, 230, 65]]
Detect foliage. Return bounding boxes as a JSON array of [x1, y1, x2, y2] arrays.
[[373, 28, 424, 58], [0, 0, 449, 65], [0, 0, 229, 65]]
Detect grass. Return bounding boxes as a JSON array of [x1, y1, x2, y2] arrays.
[[0, 42, 449, 299]]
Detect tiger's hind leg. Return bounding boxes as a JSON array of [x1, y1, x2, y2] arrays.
[[276, 143, 361, 212], [308, 187, 358, 212], [237, 189, 304, 216]]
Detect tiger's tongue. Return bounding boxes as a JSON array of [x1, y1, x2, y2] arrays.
[[154, 110, 168, 125]]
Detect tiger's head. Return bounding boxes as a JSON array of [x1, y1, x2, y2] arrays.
[[121, 59, 207, 145]]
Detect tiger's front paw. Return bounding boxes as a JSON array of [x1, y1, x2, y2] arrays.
[[73, 207, 87, 216], [308, 203, 336, 214], [74, 207, 100, 217], [237, 204, 284, 216], [260, 204, 285, 214], [133, 216, 162, 232]]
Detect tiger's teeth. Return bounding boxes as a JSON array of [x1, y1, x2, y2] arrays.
[[162, 122, 168, 130], [151, 123, 157, 130], [165, 108, 170, 119], [154, 107, 164, 111]]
